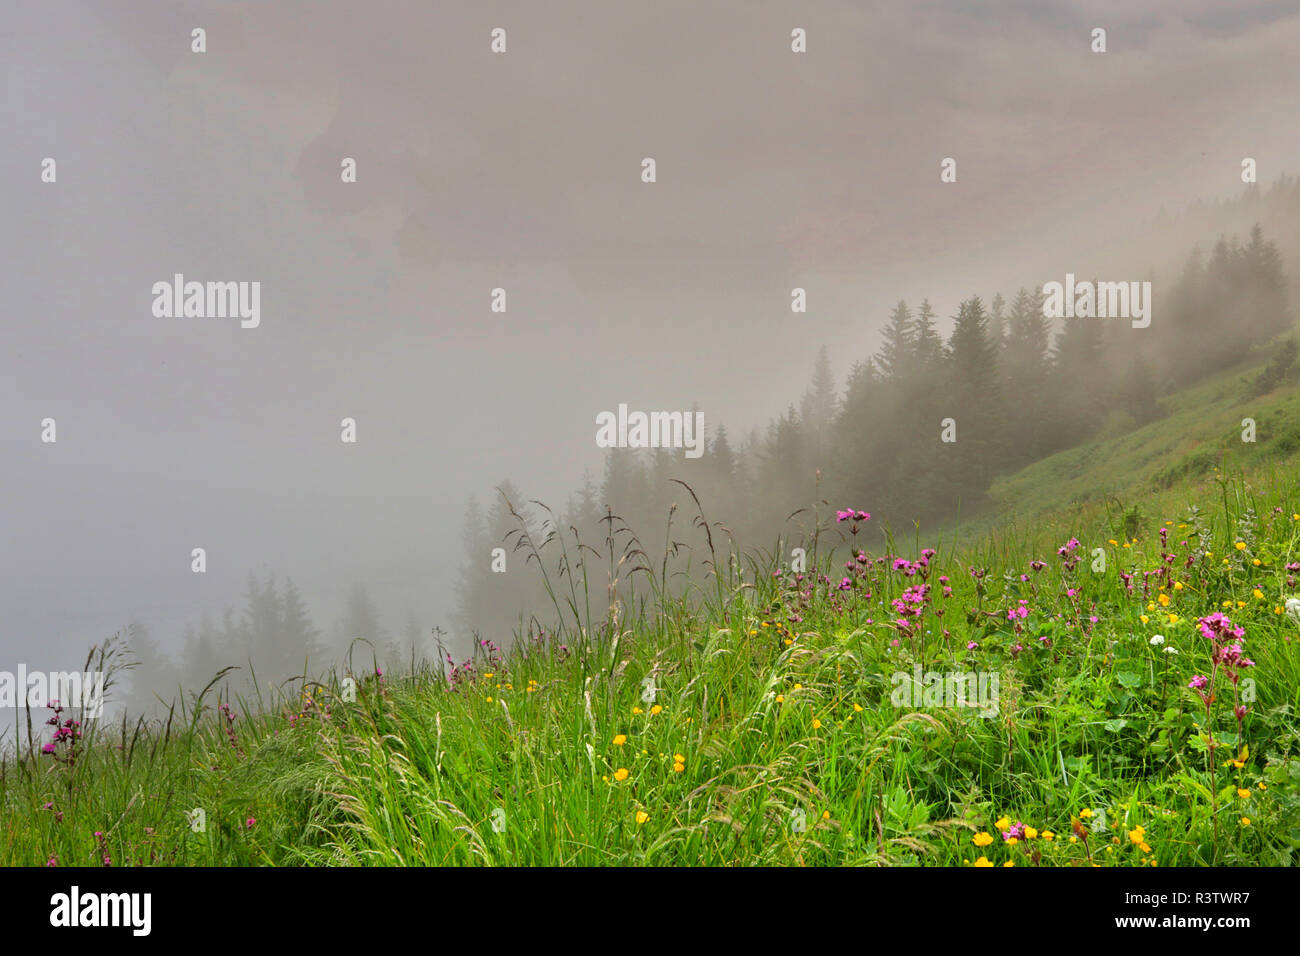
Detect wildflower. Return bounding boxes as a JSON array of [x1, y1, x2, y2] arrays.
[[1140, 615, 1149, 624], [1079, 809, 1093, 819], [614, 768, 629, 782], [650, 705, 662, 715], [812, 718, 823, 729], [1253, 589, 1264, 600], [1287, 597, 1300, 624], [995, 816, 1011, 830], [1237, 788, 1251, 800], [775, 694, 784, 703], [1024, 826, 1038, 839], [1241, 817, 1251, 826], [974, 856, 993, 867], [973, 832, 994, 847], [613, 734, 627, 746], [1042, 830, 1055, 841], [636, 810, 649, 825], [632, 706, 643, 715], [1128, 825, 1145, 844], [1149, 634, 1165, 645], [1235, 541, 1247, 551]]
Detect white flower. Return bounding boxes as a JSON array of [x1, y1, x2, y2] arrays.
[[1149, 634, 1165, 646], [1286, 597, 1300, 625], [1164, 646, 1179, 655]]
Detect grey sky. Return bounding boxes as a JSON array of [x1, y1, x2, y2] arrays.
[[4, 0, 1299, 677]]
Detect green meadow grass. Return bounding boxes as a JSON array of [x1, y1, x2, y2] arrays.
[[7, 447, 1300, 866]]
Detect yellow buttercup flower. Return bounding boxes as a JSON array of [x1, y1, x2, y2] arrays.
[[995, 816, 1011, 830], [973, 831, 994, 847], [974, 856, 993, 867], [613, 734, 627, 746], [614, 767, 629, 781], [635, 810, 649, 824]]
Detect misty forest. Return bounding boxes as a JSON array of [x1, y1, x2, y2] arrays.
[[120, 181, 1298, 708]]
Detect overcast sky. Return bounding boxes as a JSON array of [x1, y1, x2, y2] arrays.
[[4, 0, 1300, 680]]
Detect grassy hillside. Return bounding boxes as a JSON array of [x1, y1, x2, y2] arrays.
[[943, 343, 1300, 553], [7, 414, 1300, 865]]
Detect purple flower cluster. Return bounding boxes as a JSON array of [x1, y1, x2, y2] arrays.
[[41, 701, 82, 766]]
